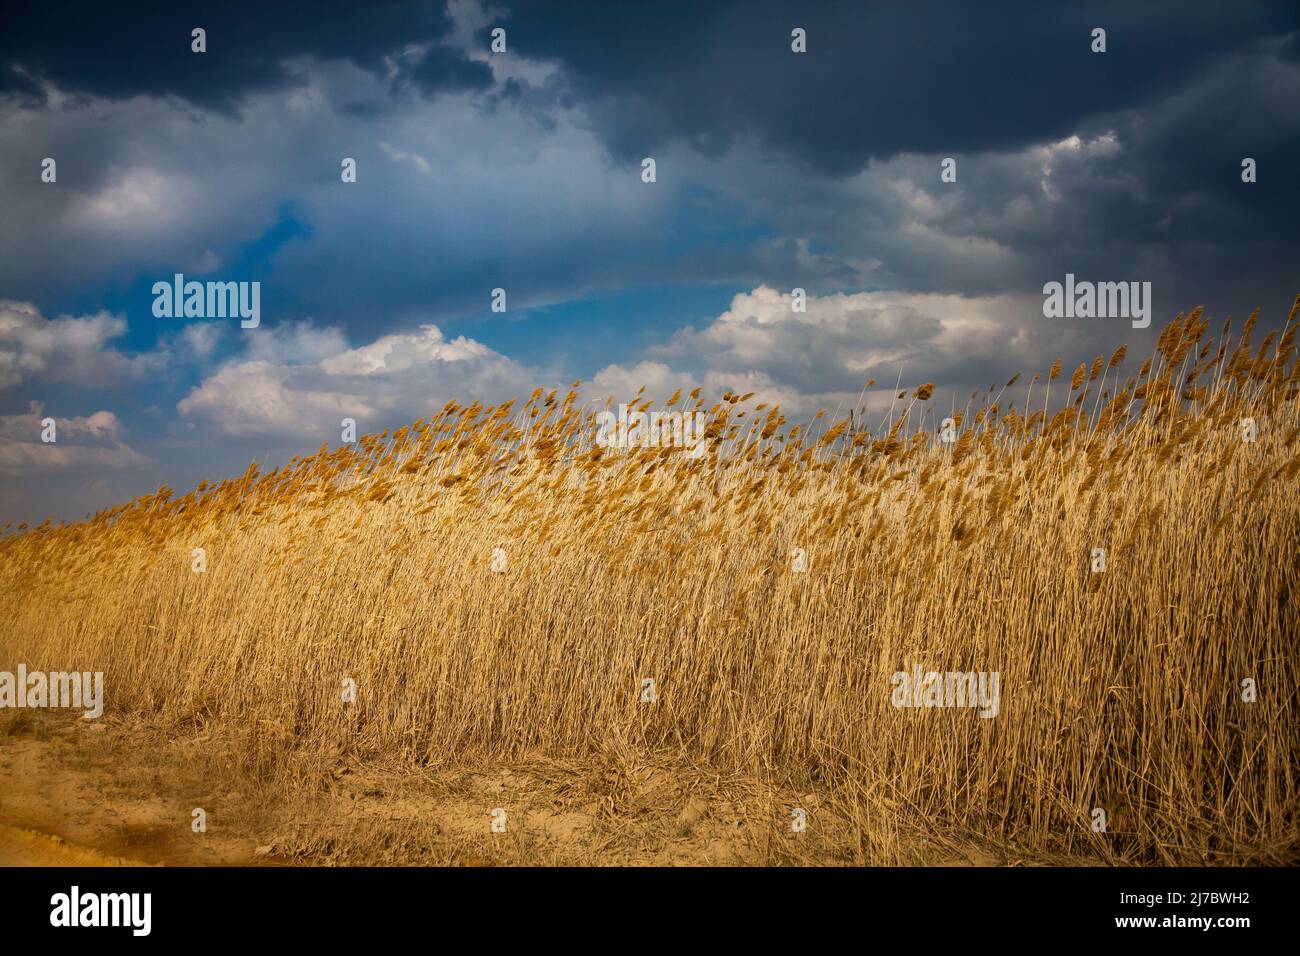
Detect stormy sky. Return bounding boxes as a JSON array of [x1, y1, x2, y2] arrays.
[[1, 0, 1297, 524]]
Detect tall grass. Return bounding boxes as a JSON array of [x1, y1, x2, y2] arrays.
[[3, 302, 1298, 863]]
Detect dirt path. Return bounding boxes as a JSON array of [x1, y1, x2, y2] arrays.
[[0, 824, 138, 866], [0, 712, 842, 866], [0, 721, 260, 867], [0, 718, 849, 866], [1, 713, 1028, 866]]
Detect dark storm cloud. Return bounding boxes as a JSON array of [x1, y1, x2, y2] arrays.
[[1, 0, 1294, 324], [495, 0, 1295, 175], [0, 0, 489, 112]]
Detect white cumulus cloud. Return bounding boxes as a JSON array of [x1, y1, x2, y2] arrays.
[[0, 300, 167, 390], [178, 320, 539, 438], [0, 401, 149, 474]]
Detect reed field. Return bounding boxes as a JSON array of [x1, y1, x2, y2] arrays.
[[2, 303, 1298, 865]]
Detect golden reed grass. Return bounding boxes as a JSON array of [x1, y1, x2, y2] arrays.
[[3, 302, 1298, 864]]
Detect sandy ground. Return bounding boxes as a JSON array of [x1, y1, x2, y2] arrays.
[[0, 824, 138, 866], [0, 711, 1023, 867], [0, 723, 258, 866]]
